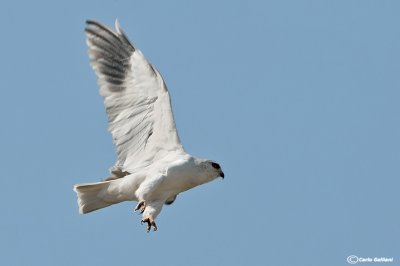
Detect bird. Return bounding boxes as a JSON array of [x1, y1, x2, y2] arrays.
[[73, 20, 224, 232]]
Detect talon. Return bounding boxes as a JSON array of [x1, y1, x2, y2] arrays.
[[152, 222, 158, 231], [134, 201, 146, 213], [147, 223, 151, 232], [141, 218, 157, 232], [141, 218, 151, 232]]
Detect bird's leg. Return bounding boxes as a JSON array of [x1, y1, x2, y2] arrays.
[[134, 200, 146, 213], [138, 200, 163, 232], [141, 217, 157, 232]]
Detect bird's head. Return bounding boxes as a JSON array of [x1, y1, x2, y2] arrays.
[[204, 160, 225, 180], [193, 158, 225, 184]]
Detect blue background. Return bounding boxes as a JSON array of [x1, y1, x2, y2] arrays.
[[0, 1, 399, 265]]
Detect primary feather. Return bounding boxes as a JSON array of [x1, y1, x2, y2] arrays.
[[85, 20, 183, 171]]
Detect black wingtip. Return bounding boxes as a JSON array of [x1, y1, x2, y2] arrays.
[[85, 20, 115, 35], [86, 19, 100, 26], [84, 19, 135, 51]]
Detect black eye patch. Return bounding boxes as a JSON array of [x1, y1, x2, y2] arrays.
[[211, 162, 220, 169]]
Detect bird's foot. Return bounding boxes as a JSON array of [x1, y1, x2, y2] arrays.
[[134, 201, 146, 213], [141, 217, 157, 232]]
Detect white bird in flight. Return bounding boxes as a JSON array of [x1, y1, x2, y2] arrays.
[[74, 20, 224, 232]]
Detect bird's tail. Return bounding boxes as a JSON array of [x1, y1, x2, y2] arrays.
[[74, 181, 117, 214]]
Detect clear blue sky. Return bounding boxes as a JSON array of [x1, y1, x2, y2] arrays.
[[0, 1, 399, 265]]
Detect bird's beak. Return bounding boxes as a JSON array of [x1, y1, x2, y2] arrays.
[[220, 171, 225, 179]]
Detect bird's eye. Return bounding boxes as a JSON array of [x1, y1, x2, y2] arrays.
[[211, 162, 220, 169]]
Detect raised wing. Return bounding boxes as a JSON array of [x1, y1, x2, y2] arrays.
[[85, 20, 184, 171]]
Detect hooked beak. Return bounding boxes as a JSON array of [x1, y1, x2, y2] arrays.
[[220, 171, 225, 179]]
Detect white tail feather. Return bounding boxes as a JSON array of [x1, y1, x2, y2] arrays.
[[74, 181, 117, 214]]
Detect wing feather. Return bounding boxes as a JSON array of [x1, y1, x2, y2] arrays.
[[85, 20, 184, 171]]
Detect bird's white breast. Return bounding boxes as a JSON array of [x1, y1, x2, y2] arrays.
[[157, 157, 205, 196]]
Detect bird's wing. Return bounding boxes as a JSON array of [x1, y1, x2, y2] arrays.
[[85, 20, 184, 170]]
